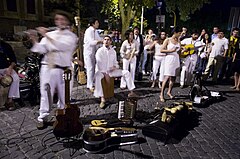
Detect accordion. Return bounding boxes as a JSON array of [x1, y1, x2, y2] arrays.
[[118, 98, 137, 120]]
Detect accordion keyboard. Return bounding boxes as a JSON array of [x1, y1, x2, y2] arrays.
[[118, 99, 137, 120], [118, 101, 125, 119]]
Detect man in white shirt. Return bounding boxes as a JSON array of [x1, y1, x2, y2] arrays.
[[203, 30, 228, 83], [28, 10, 78, 129], [180, 31, 204, 88], [211, 26, 219, 40], [94, 35, 137, 108], [83, 18, 103, 92]]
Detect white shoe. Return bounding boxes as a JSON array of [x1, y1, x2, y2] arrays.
[[142, 71, 146, 75], [151, 82, 155, 88]]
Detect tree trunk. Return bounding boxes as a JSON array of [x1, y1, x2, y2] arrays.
[[119, 0, 135, 39]]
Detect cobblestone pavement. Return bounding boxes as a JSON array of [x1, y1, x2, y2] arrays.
[[0, 78, 240, 159]]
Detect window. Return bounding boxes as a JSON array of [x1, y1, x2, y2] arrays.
[[27, 0, 36, 14], [6, 0, 17, 12]]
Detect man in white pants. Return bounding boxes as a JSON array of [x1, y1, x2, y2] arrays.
[[29, 10, 78, 129], [83, 18, 103, 92], [180, 31, 204, 88], [94, 35, 137, 108], [202, 30, 228, 83]]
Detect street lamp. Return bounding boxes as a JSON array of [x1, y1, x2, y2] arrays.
[[171, 10, 176, 27], [156, 1, 162, 34]]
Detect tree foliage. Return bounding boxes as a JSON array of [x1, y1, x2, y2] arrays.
[[97, 0, 155, 37], [47, 0, 211, 34], [165, 0, 210, 21]]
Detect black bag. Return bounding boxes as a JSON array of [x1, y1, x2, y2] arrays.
[[142, 119, 179, 143]]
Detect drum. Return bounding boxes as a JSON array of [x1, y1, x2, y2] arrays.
[[0, 75, 13, 87]]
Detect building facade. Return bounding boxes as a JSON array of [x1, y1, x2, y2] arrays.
[[0, 0, 53, 40]]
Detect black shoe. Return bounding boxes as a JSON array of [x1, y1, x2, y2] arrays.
[[5, 102, 16, 111], [36, 121, 47, 130], [70, 98, 78, 103]]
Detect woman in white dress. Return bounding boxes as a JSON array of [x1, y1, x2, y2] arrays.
[[120, 30, 139, 88], [160, 27, 182, 102], [149, 31, 167, 88]]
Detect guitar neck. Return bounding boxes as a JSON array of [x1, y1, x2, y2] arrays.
[[65, 80, 70, 106], [89, 126, 136, 133], [64, 69, 72, 107]]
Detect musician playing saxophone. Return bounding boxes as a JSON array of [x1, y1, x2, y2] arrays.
[[120, 30, 139, 87], [27, 10, 78, 129]]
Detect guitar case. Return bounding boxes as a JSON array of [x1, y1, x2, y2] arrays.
[[142, 102, 193, 143], [189, 83, 223, 107], [142, 119, 179, 143]]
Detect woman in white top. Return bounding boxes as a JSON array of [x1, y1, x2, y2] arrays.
[[160, 27, 181, 102], [142, 29, 155, 74], [148, 31, 167, 88], [120, 30, 139, 88]]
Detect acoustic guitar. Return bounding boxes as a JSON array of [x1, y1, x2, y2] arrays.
[[53, 69, 83, 138], [82, 126, 138, 153], [90, 119, 133, 127], [180, 44, 205, 58]]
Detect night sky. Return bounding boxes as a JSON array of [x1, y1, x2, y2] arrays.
[[145, 0, 240, 34]]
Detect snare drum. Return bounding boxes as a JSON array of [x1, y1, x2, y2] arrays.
[[0, 75, 13, 87]]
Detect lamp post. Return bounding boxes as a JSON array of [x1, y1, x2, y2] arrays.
[[140, 6, 144, 35], [75, 0, 81, 36], [171, 10, 176, 27], [156, 1, 162, 34]]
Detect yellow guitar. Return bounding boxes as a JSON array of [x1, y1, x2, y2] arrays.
[[91, 120, 107, 127], [180, 44, 205, 58], [91, 119, 133, 127]]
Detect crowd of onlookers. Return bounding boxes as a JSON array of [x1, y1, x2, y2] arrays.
[[83, 19, 240, 104], [108, 26, 240, 91]]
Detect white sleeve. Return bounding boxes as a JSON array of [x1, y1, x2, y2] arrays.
[[95, 48, 104, 72], [224, 39, 229, 50], [120, 41, 126, 58], [49, 33, 78, 52], [181, 39, 187, 45], [134, 41, 139, 55], [30, 37, 48, 54], [113, 50, 119, 69], [84, 28, 98, 46]]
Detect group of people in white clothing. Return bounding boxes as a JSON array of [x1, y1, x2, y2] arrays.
[[23, 8, 239, 128], [83, 20, 139, 108]]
